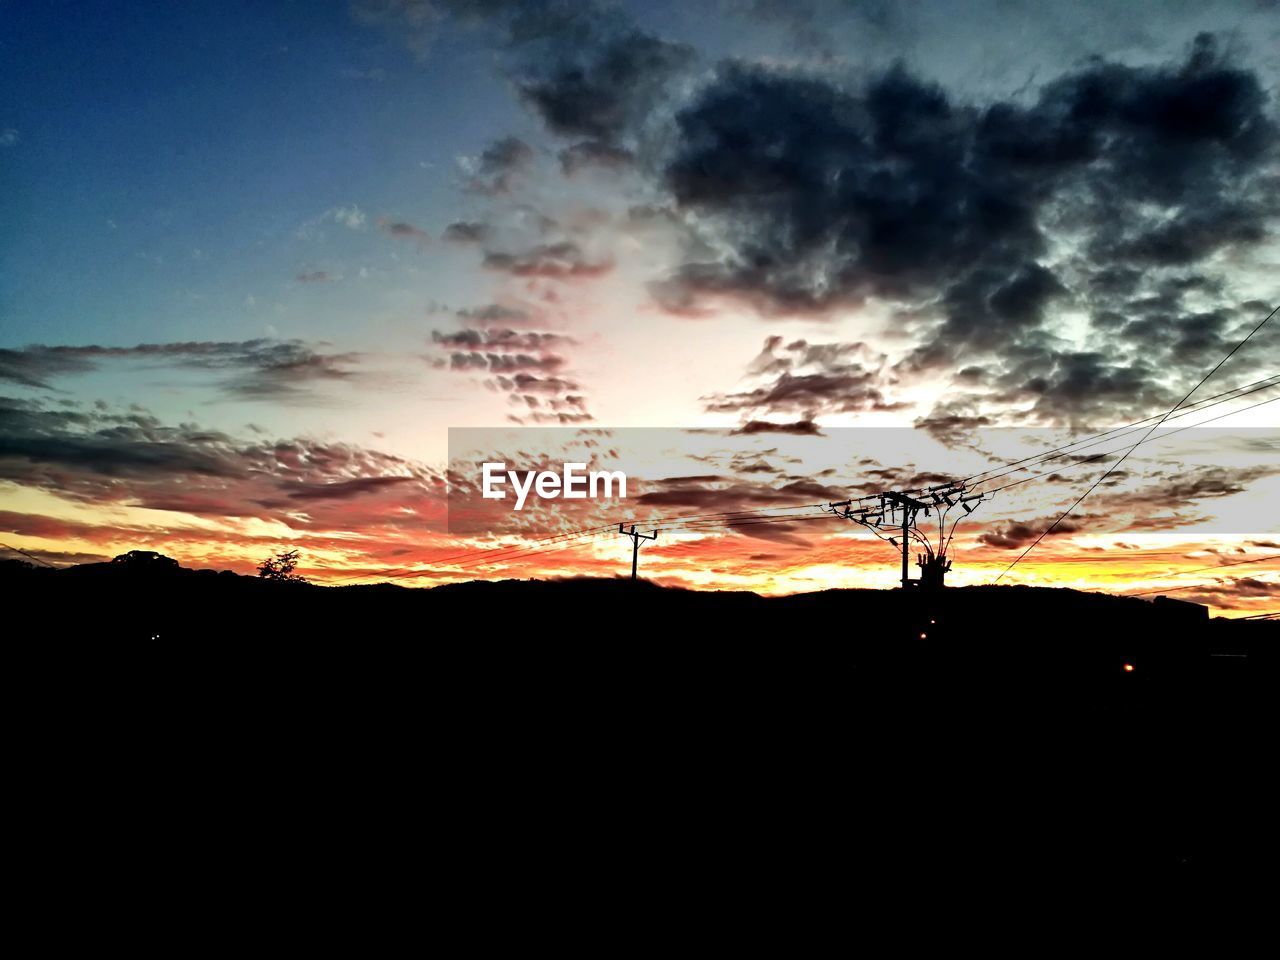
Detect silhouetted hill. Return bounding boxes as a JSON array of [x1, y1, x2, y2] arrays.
[[9, 554, 1273, 878], [5, 553, 1271, 650]]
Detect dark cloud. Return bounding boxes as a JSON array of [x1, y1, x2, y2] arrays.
[[653, 474, 728, 485], [1104, 465, 1275, 518], [922, 293, 1275, 431], [731, 419, 823, 436], [1099, 205, 1267, 267], [630, 475, 845, 542], [928, 263, 1066, 359], [732, 0, 1280, 72], [656, 36, 1277, 421], [914, 403, 995, 445], [429, 322, 583, 409], [860, 467, 956, 489], [482, 241, 612, 278], [636, 477, 844, 509], [0, 348, 96, 389], [377, 218, 430, 243], [284, 476, 419, 501], [455, 303, 535, 326], [0, 340, 362, 402], [360, 7, 1276, 444], [449, 351, 565, 372], [467, 135, 534, 194], [988, 349, 1169, 424], [515, 29, 694, 143], [0, 396, 445, 536], [558, 139, 634, 174], [442, 220, 490, 243], [660, 62, 1029, 316], [442, 2, 697, 147], [1174, 576, 1280, 609], [522, 411, 594, 424], [431, 328, 573, 351], [735, 458, 782, 474], [706, 336, 906, 422], [1118, 308, 1235, 367], [707, 373, 905, 417], [490, 372, 577, 394], [489, 384, 594, 423], [0, 396, 242, 482], [978, 516, 1086, 549], [365, 2, 694, 154], [360, 8, 1276, 439]]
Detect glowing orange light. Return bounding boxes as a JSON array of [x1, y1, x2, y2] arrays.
[[1123, 663, 1135, 673]]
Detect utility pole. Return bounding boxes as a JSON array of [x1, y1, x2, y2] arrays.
[[884, 491, 930, 590], [618, 523, 657, 581], [902, 509, 910, 589], [826, 484, 986, 592]]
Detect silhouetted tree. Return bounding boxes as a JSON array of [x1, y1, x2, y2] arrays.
[[258, 549, 307, 582]]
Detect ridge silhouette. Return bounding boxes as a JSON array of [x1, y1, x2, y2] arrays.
[[7, 552, 1273, 877]]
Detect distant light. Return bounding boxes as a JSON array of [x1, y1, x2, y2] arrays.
[[929, 619, 936, 624], [919, 632, 927, 639], [1123, 663, 1135, 673]]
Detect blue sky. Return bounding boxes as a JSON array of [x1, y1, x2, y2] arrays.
[[2, 1, 522, 347]]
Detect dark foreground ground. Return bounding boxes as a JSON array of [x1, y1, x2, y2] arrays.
[[7, 556, 1275, 890]]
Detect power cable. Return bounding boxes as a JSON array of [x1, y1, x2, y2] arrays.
[[995, 302, 1277, 583]]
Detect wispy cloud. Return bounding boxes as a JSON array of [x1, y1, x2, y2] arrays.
[[0, 340, 365, 402], [376, 217, 430, 245]]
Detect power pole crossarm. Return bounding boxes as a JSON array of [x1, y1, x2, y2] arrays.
[[884, 493, 928, 590]]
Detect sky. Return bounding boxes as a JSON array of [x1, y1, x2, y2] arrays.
[[2, 0, 1278, 613]]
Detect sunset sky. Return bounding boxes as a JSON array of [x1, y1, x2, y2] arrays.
[[2, 0, 1278, 613]]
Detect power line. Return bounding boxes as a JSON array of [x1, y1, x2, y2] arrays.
[[324, 501, 838, 585], [965, 374, 1279, 489], [672, 513, 836, 531], [995, 302, 1278, 584], [443, 511, 838, 578], [0, 542, 58, 568], [332, 507, 842, 585], [346, 534, 598, 585], [323, 522, 617, 584], [1122, 572, 1278, 598], [804, 373, 1276, 590], [958, 374, 1279, 486], [651, 508, 830, 532], [981, 393, 1280, 495], [446, 512, 839, 577], [1121, 554, 1280, 596], [434, 530, 615, 572], [620, 502, 829, 530], [329, 531, 602, 584], [371, 526, 613, 580], [440, 511, 836, 571]]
